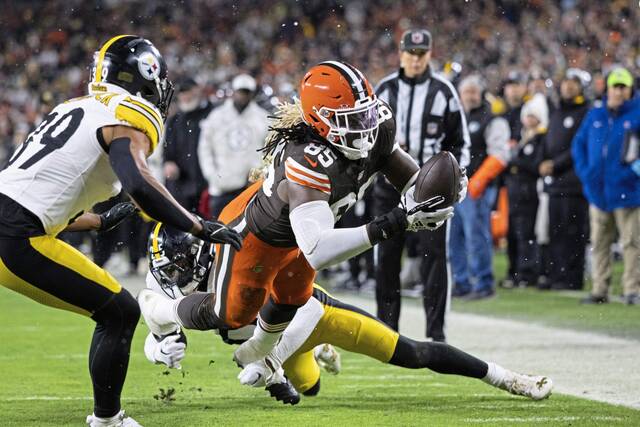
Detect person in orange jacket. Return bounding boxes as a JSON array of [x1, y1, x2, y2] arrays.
[[450, 75, 511, 299]]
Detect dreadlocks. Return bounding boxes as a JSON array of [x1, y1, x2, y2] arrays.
[[260, 100, 326, 157], [250, 100, 326, 182]]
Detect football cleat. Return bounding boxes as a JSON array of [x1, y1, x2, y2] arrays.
[[500, 373, 553, 400], [138, 289, 180, 336], [86, 410, 142, 427], [314, 344, 341, 375], [266, 378, 301, 405]]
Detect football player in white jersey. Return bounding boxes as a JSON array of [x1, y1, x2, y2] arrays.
[[0, 35, 242, 427]]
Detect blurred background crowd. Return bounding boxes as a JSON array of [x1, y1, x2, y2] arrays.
[[1, 0, 639, 307]]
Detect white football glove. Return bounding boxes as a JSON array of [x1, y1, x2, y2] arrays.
[[144, 332, 186, 369], [403, 186, 455, 232], [237, 357, 286, 388]]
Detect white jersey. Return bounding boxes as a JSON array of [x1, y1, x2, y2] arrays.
[[0, 91, 163, 236]]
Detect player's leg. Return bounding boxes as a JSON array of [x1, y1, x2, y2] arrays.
[[389, 336, 552, 399], [0, 235, 140, 421], [234, 251, 315, 365], [282, 350, 322, 396], [140, 230, 283, 334], [303, 291, 552, 400]]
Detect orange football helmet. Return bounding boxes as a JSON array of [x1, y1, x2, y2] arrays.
[[300, 61, 381, 160]]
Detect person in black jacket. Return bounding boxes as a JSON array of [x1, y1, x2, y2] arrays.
[[374, 29, 470, 342], [163, 78, 214, 214], [502, 71, 528, 143], [537, 69, 590, 290], [506, 94, 547, 287]]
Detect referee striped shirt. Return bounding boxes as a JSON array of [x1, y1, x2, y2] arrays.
[[375, 67, 470, 168]]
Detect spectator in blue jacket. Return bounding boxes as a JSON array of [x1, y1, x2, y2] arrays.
[[572, 68, 640, 305]]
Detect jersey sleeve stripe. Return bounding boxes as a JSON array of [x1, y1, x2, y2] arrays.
[[121, 99, 163, 134], [285, 158, 330, 183], [127, 98, 163, 127], [115, 103, 161, 150], [285, 163, 332, 190], [285, 170, 331, 194], [285, 167, 331, 190]]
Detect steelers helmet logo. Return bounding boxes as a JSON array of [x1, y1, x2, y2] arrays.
[[411, 32, 424, 44], [138, 52, 161, 81]]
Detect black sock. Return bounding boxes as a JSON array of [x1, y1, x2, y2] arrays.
[[257, 297, 299, 333], [389, 335, 488, 378], [89, 289, 140, 418]]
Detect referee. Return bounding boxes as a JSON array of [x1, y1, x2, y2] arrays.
[[374, 29, 470, 342]]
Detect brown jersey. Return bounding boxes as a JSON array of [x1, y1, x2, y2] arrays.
[[246, 113, 397, 247]]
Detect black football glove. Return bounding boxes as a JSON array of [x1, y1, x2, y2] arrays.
[[366, 207, 408, 244], [195, 218, 243, 250], [98, 202, 138, 232]]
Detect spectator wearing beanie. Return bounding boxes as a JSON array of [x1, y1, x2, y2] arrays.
[[573, 68, 640, 305], [505, 93, 548, 288], [538, 69, 591, 291]]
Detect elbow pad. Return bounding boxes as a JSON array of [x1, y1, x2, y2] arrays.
[[290, 201, 334, 259], [109, 137, 194, 232]]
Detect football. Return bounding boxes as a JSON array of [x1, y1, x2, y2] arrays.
[[413, 151, 461, 208]]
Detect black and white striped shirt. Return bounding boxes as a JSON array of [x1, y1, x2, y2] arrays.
[[375, 67, 470, 168]]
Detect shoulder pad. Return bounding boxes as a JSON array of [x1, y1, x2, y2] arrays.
[[111, 94, 164, 152]]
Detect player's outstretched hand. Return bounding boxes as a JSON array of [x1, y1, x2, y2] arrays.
[[144, 332, 186, 369], [402, 186, 454, 232], [195, 219, 243, 250], [407, 205, 454, 232], [98, 202, 138, 232]]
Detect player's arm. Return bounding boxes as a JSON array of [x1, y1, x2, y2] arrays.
[[63, 202, 138, 232], [102, 125, 241, 248], [285, 182, 374, 270], [380, 148, 420, 194]]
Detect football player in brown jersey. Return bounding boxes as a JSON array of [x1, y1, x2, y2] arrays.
[[138, 61, 465, 370]]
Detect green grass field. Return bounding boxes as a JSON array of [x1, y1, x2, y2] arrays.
[[1, 281, 639, 426]]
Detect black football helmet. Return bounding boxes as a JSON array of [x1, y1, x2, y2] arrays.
[[148, 223, 214, 299], [89, 35, 174, 119]]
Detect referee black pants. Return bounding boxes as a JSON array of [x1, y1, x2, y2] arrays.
[[375, 224, 449, 342]]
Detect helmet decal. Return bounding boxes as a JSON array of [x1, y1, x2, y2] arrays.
[[138, 52, 161, 81]]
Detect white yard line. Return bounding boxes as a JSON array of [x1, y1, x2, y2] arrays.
[[337, 293, 640, 410]]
